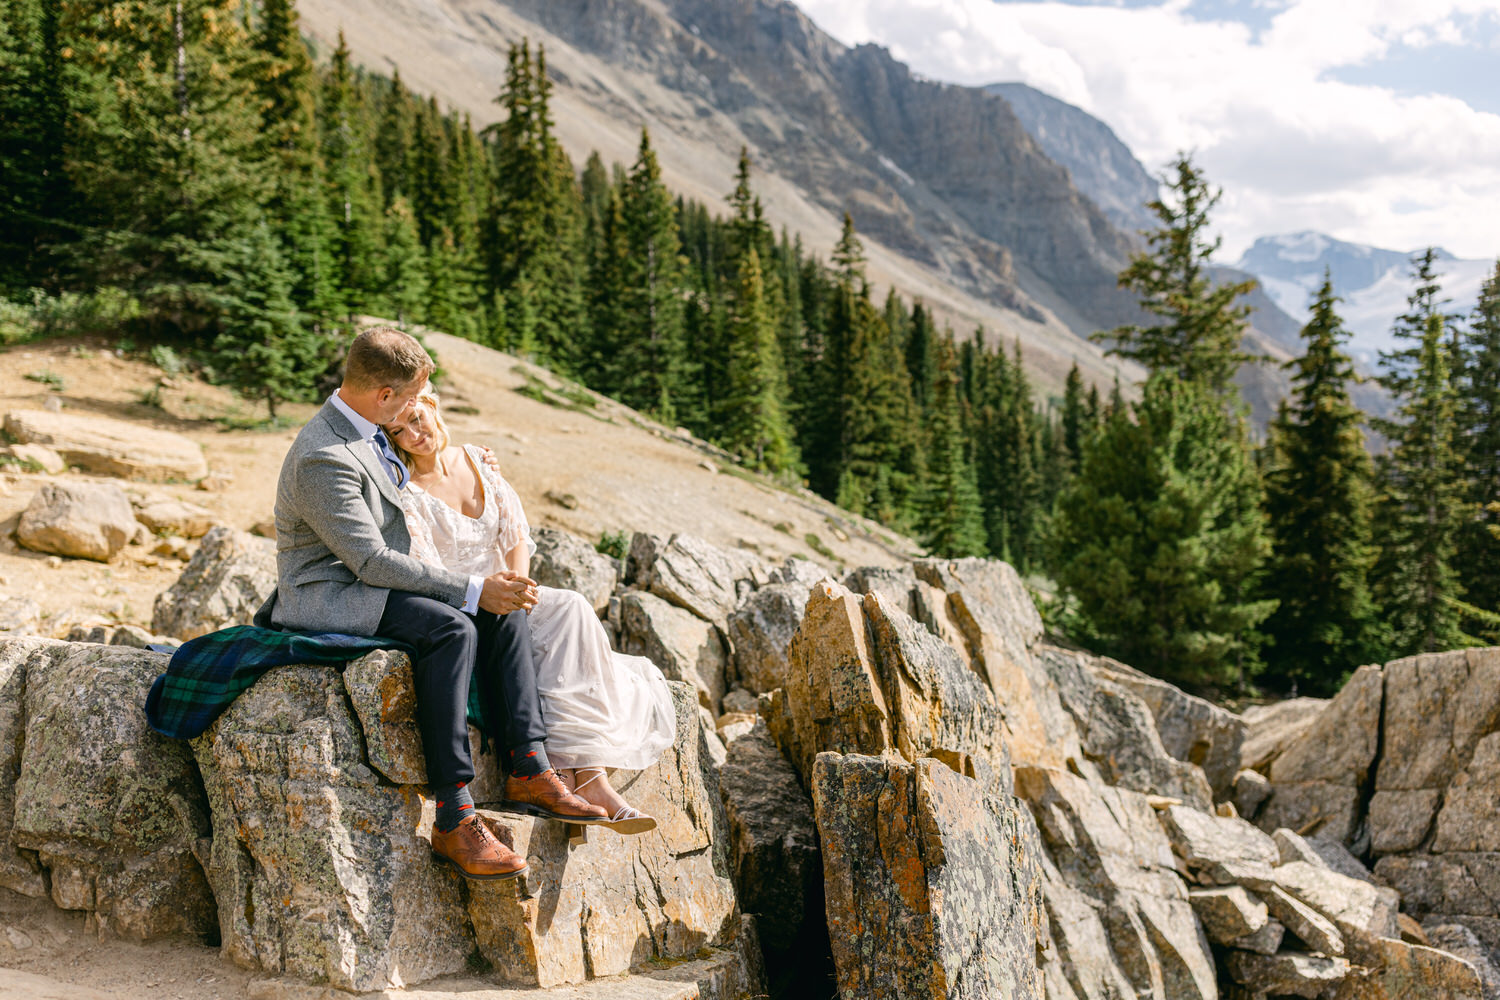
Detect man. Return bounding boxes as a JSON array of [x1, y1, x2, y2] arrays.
[[254, 326, 607, 881]]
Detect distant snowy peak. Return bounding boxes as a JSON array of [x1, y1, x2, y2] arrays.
[[1236, 232, 1494, 365]]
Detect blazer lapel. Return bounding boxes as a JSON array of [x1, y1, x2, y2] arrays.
[[320, 400, 405, 509]]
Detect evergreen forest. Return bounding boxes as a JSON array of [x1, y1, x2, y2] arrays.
[[3, 0, 1498, 698]]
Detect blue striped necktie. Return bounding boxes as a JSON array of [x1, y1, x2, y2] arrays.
[[373, 430, 409, 489]]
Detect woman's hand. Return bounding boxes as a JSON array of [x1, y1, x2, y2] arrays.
[[478, 569, 539, 615]]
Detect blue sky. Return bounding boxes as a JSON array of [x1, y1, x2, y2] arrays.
[[793, 0, 1500, 260]]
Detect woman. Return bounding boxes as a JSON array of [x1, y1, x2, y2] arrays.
[[384, 389, 673, 835]]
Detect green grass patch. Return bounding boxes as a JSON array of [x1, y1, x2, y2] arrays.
[[596, 529, 629, 561], [24, 369, 64, 390], [804, 532, 836, 562]]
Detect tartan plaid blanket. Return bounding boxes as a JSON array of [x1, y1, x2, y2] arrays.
[[144, 625, 487, 741]]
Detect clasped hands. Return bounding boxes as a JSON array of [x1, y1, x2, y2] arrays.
[[479, 570, 539, 615]]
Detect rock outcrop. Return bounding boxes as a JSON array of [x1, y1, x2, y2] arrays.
[[530, 526, 619, 615], [0, 639, 214, 939], [4, 409, 208, 482], [17, 480, 137, 562], [150, 527, 276, 640]]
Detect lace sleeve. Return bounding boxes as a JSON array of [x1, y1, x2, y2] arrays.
[[398, 489, 447, 568], [470, 444, 535, 559]]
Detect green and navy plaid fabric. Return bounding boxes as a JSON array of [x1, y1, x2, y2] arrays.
[[144, 625, 488, 740]]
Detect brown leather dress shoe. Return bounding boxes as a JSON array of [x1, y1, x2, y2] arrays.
[[499, 770, 612, 824], [430, 815, 528, 881]]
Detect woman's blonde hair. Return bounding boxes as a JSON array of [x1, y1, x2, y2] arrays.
[[390, 388, 451, 467]]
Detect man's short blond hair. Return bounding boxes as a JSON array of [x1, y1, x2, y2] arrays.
[[344, 326, 434, 392]]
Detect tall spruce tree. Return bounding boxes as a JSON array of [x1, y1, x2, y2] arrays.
[[1372, 307, 1471, 655], [722, 247, 799, 474], [609, 129, 687, 420], [919, 335, 987, 556], [1053, 156, 1270, 684], [1456, 262, 1500, 617], [1100, 155, 1256, 393], [484, 41, 585, 369], [320, 31, 384, 315], [1260, 277, 1384, 694], [0, 0, 69, 292], [1051, 374, 1275, 687]]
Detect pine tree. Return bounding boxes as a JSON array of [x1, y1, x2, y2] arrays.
[[919, 335, 987, 556], [484, 41, 586, 370], [975, 341, 1042, 567], [381, 194, 427, 324], [1379, 249, 1461, 398], [0, 0, 69, 292], [722, 248, 799, 473], [1060, 362, 1087, 472], [375, 69, 414, 206], [1100, 155, 1256, 394], [252, 0, 340, 318], [1456, 261, 1500, 616], [1260, 277, 1384, 694], [1372, 309, 1471, 655], [320, 30, 384, 314], [610, 129, 687, 420], [1051, 374, 1275, 687], [905, 302, 938, 414]]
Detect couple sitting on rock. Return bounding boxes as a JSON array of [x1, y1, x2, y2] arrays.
[[253, 326, 674, 881]]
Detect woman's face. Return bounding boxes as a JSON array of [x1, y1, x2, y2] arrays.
[[384, 403, 440, 457]]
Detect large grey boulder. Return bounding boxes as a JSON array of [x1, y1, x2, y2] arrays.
[[812, 752, 1044, 1000], [199, 649, 749, 993], [646, 534, 765, 626], [1372, 649, 1500, 858], [1036, 852, 1139, 1000], [1094, 663, 1246, 799], [1259, 664, 1383, 843], [5, 639, 214, 939], [459, 681, 745, 989], [131, 497, 216, 539], [194, 664, 471, 991], [619, 590, 729, 712], [914, 559, 1079, 772], [1239, 697, 1327, 773], [3, 409, 208, 482], [1226, 951, 1349, 998], [0, 639, 53, 898], [1159, 805, 1280, 879], [17, 480, 137, 562], [529, 527, 618, 615], [1047, 652, 1213, 810], [150, 526, 276, 640], [1016, 766, 1218, 1000], [726, 582, 809, 695]]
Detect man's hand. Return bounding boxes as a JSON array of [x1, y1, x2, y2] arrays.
[[479, 445, 501, 473], [478, 570, 539, 615]]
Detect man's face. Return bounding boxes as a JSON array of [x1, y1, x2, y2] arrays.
[[373, 378, 428, 424]]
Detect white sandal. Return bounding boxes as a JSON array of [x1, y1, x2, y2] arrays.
[[574, 768, 658, 836]]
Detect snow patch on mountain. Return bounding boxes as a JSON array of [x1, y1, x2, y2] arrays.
[[1237, 232, 1494, 366]]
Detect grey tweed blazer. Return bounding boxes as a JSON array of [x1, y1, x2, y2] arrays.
[[253, 398, 469, 636]]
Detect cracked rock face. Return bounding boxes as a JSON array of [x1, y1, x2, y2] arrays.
[[530, 527, 619, 615], [194, 664, 743, 993], [2, 639, 215, 939], [726, 582, 810, 696], [812, 753, 1045, 1000]]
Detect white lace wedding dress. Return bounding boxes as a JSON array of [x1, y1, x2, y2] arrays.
[[399, 444, 675, 770]]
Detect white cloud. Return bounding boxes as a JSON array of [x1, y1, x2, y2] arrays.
[[792, 0, 1500, 259]]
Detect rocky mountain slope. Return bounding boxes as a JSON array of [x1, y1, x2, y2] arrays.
[[1239, 232, 1495, 365]]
